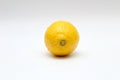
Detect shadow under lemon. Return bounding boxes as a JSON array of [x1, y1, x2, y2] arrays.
[[45, 51, 82, 59]]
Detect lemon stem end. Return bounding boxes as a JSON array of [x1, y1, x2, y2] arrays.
[[60, 40, 66, 46]]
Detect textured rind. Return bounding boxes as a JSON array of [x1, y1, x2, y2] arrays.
[[45, 21, 79, 56]]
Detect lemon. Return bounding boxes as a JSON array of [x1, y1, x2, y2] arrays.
[[44, 20, 79, 56]]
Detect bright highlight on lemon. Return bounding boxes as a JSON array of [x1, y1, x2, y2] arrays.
[[44, 20, 80, 56]]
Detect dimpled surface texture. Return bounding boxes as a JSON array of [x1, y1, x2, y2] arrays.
[[45, 21, 79, 56]]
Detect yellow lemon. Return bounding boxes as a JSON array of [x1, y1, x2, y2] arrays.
[[44, 20, 79, 56]]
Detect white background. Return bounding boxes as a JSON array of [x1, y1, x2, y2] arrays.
[[0, 0, 120, 80]]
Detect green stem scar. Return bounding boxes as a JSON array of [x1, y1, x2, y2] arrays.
[[60, 40, 66, 46]]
